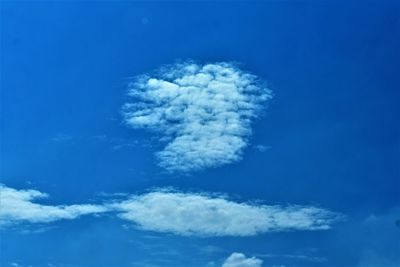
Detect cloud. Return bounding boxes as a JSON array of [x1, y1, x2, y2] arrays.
[[122, 62, 272, 173], [50, 133, 73, 142], [222, 253, 263, 267], [254, 145, 271, 152], [110, 190, 340, 236], [1, 185, 340, 237], [0, 184, 107, 226], [257, 253, 327, 263]]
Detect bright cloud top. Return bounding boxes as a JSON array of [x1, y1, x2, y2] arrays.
[[0, 184, 107, 226], [222, 252, 263, 267], [111, 190, 339, 237], [122, 62, 272, 172]]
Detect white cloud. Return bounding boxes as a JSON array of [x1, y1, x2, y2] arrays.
[[222, 253, 263, 267], [0, 184, 107, 226], [110, 190, 339, 236], [122, 62, 272, 172], [1, 185, 340, 236]]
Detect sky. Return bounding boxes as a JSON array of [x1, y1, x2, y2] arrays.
[[1, 1, 399, 267]]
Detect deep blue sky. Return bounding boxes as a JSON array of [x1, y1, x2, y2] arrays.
[[1, 1, 399, 267]]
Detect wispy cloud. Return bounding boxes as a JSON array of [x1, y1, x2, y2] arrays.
[[122, 62, 272, 173], [90, 134, 152, 150], [222, 253, 263, 267], [110, 190, 340, 237], [50, 133, 73, 142], [256, 253, 327, 263], [0, 184, 107, 227], [254, 145, 271, 152]]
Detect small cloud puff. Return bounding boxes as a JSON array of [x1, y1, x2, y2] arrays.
[[111, 190, 340, 237], [222, 253, 263, 267], [254, 145, 271, 152], [122, 62, 272, 173], [0, 184, 107, 226]]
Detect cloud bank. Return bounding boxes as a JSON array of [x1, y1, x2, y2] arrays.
[[111, 190, 339, 236], [1, 185, 340, 236], [0, 184, 107, 226], [222, 253, 263, 267], [122, 62, 272, 172]]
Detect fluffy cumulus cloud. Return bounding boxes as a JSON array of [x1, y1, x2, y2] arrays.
[[0, 184, 107, 226], [111, 190, 340, 236], [222, 253, 263, 267], [122, 62, 272, 172]]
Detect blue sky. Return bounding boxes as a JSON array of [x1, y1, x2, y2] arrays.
[[1, 1, 399, 267]]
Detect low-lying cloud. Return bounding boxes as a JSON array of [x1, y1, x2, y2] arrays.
[[111, 190, 340, 237], [222, 253, 263, 267], [1, 185, 340, 237], [122, 62, 272, 173], [0, 184, 107, 226]]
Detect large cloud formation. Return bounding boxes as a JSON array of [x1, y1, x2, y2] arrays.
[[111, 190, 340, 237], [0, 184, 107, 226], [1, 185, 340, 237], [122, 62, 272, 172], [222, 253, 263, 267]]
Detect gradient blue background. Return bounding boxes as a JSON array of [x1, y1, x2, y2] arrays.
[[1, 1, 399, 267]]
